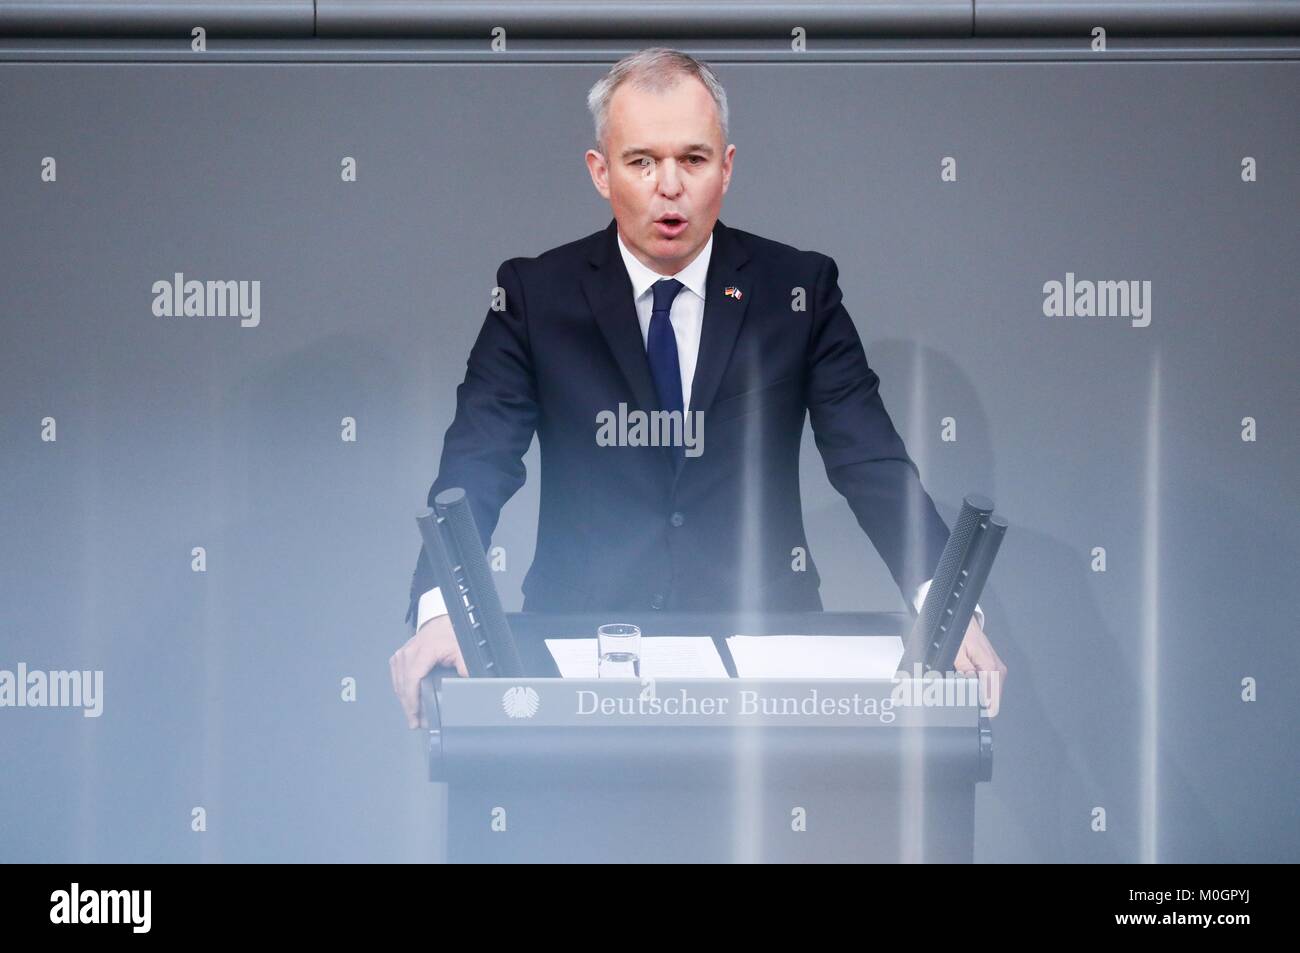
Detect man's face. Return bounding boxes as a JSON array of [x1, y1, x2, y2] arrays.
[[586, 76, 735, 275]]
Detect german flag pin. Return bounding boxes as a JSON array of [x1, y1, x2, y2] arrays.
[[723, 285, 743, 300]]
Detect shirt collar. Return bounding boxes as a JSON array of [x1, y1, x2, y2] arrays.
[[616, 227, 713, 303]]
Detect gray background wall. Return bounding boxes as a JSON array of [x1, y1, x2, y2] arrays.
[[1, 39, 1297, 862]]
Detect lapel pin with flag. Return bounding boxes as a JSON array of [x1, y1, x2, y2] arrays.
[[723, 285, 743, 300]]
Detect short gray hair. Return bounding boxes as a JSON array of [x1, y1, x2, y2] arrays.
[[587, 47, 729, 156]]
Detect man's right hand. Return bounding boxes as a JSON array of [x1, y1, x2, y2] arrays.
[[389, 615, 468, 728]]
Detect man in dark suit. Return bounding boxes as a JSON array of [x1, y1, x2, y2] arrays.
[[390, 48, 1006, 724]]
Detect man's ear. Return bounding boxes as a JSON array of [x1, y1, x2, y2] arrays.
[[585, 149, 611, 199]]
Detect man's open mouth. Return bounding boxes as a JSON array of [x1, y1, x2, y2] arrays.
[[655, 216, 688, 236]]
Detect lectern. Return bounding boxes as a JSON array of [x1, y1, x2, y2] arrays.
[[419, 610, 992, 863]]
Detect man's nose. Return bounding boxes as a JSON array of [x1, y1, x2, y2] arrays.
[[656, 160, 684, 197]]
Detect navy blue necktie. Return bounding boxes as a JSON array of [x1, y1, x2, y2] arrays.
[[647, 277, 686, 468]]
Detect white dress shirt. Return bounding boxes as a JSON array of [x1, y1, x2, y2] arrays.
[[617, 229, 711, 413], [416, 229, 982, 633]]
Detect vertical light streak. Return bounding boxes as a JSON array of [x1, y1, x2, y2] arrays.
[[899, 345, 928, 863], [1141, 352, 1162, 864], [732, 392, 765, 862]]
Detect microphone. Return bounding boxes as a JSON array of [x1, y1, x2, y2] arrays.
[[927, 513, 1007, 672], [904, 493, 1007, 673], [415, 487, 524, 678]]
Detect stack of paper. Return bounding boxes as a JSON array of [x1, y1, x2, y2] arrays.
[[545, 636, 729, 678], [725, 635, 904, 679]]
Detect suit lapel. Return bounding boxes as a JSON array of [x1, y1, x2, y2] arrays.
[[688, 217, 752, 418], [583, 218, 659, 417]]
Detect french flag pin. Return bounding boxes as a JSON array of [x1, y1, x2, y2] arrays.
[[723, 285, 743, 300]]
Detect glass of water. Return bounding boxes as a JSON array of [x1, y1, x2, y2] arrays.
[[597, 623, 641, 677]]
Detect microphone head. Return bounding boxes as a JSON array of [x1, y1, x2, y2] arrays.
[[434, 487, 467, 508]]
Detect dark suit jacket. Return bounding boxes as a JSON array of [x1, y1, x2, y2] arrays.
[[406, 217, 950, 626]]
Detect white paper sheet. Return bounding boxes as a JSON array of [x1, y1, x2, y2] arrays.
[[726, 635, 904, 679], [545, 636, 729, 678]]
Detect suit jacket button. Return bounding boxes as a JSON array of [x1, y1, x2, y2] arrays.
[[650, 593, 665, 609], [669, 511, 685, 527]]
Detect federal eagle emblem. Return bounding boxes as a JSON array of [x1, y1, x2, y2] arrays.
[[501, 685, 540, 719]]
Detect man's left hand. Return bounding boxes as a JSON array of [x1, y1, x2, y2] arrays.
[[953, 619, 1007, 717]]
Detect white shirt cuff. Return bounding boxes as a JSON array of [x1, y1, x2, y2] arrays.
[[914, 578, 984, 630], [416, 586, 449, 630]]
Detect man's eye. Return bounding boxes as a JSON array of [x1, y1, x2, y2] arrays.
[[686, 155, 704, 164]]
